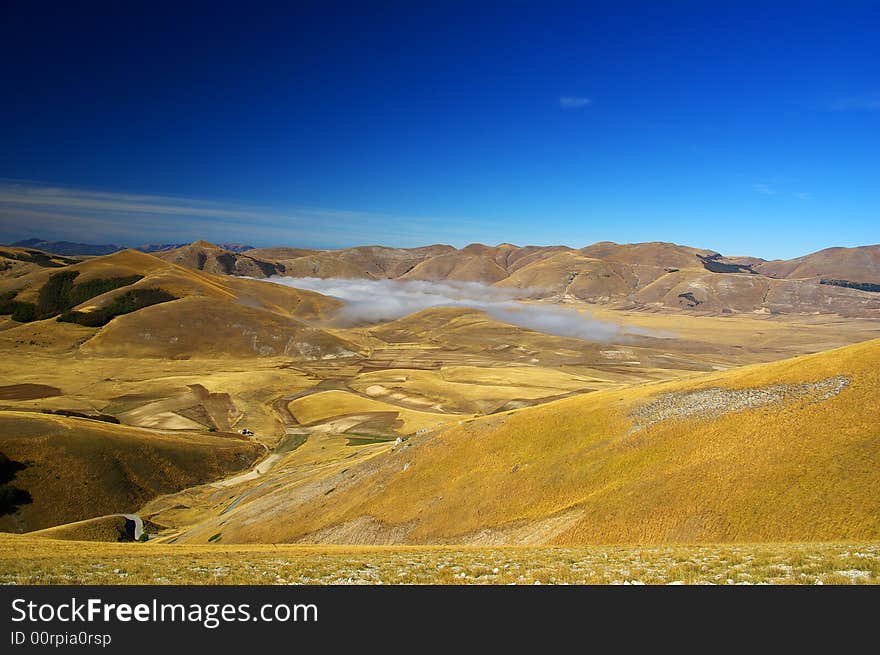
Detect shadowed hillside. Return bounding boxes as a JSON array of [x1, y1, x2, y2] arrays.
[[0, 411, 262, 533]]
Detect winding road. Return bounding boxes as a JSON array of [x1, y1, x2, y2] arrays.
[[122, 513, 146, 540]]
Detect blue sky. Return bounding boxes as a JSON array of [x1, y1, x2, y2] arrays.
[[0, 1, 877, 259]]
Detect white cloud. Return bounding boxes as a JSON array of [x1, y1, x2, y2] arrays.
[[830, 95, 880, 111], [752, 183, 777, 195], [793, 192, 813, 200], [559, 96, 592, 109], [259, 276, 651, 342]]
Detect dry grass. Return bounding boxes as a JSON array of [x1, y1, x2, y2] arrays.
[[188, 338, 880, 545], [2, 256, 880, 550], [0, 411, 262, 532], [28, 515, 129, 542], [348, 366, 599, 414], [0, 534, 877, 585], [287, 390, 458, 433]]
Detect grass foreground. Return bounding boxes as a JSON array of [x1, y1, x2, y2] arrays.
[[1, 534, 878, 585]]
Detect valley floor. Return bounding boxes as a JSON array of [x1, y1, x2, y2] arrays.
[[1, 534, 878, 585]]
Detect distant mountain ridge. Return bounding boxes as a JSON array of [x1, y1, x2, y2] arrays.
[[9, 238, 254, 256], [5, 237, 880, 318]]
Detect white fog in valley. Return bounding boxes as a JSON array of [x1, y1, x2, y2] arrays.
[[259, 276, 651, 342]]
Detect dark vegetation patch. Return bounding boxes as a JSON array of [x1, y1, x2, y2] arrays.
[[345, 435, 398, 446], [216, 253, 236, 274], [0, 248, 78, 268], [58, 288, 177, 327], [245, 255, 284, 277], [820, 278, 880, 293], [41, 409, 120, 424], [697, 253, 757, 274], [0, 384, 62, 400], [274, 433, 308, 454], [0, 291, 37, 322], [0, 271, 144, 322], [0, 452, 32, 517], [38, 271, 144, 316], [175, 405, 216, 429], [678, 292, 702, 307]]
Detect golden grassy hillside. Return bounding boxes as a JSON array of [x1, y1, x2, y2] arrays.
[[497, 251, 642, 298], [178, 338, 880, 545], [79, 295, 357, 358], [0, 248, 359, 359], [366, 307, 609, 367], [578, 241, 716, 269], [497, 245, 880, 316], [246, 244, 456, 279], [0, 411, 262, 533], [153, 240, 283, 277], [401, 251, 508, 283], [28, 515, 131, 542], [757, 244, 880, 284]]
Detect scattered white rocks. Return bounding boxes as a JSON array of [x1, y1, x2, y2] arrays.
[[834, 569, 871, 580], [630, 375, 851, 432]]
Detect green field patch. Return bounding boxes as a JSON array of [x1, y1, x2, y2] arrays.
[[345, 433, 398, 446]]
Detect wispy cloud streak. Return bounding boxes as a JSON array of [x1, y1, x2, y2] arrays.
[[752, 183, 777, 195], [0, 180, 505, 248], [559, 96, 592, 109], [829, 95, 880, 111]]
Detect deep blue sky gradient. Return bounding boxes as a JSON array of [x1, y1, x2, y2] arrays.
[[1, 1, 877, 258]]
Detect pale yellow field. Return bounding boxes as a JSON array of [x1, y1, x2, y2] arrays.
[[287, 390, 459, 433], [1, 534, 877, 585]]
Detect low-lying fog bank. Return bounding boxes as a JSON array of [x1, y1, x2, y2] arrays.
[[259, 276, 652, 342]]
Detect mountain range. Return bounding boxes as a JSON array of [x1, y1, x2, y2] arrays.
[[9, 238, 255, 257], [11, 238, 878, 317]]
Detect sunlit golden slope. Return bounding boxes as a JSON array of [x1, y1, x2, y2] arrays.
[[246, 244, 457, 279], [0, 248, 359, 358], [153, 240, 283, 277], [27, 515, 132, 542], [180, 338, 880, 545], [756, 244, 880, 284]]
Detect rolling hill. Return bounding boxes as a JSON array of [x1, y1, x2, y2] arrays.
[[40, 238, 873, 318], [153, 240, 283, 277], [756, 244, 880, 286], [0, 411, 262, 533], [0, 247, 359, 359], [171, 337, 880, 545], [150, 239, 880, 318], [247, 244, 457, 279]]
